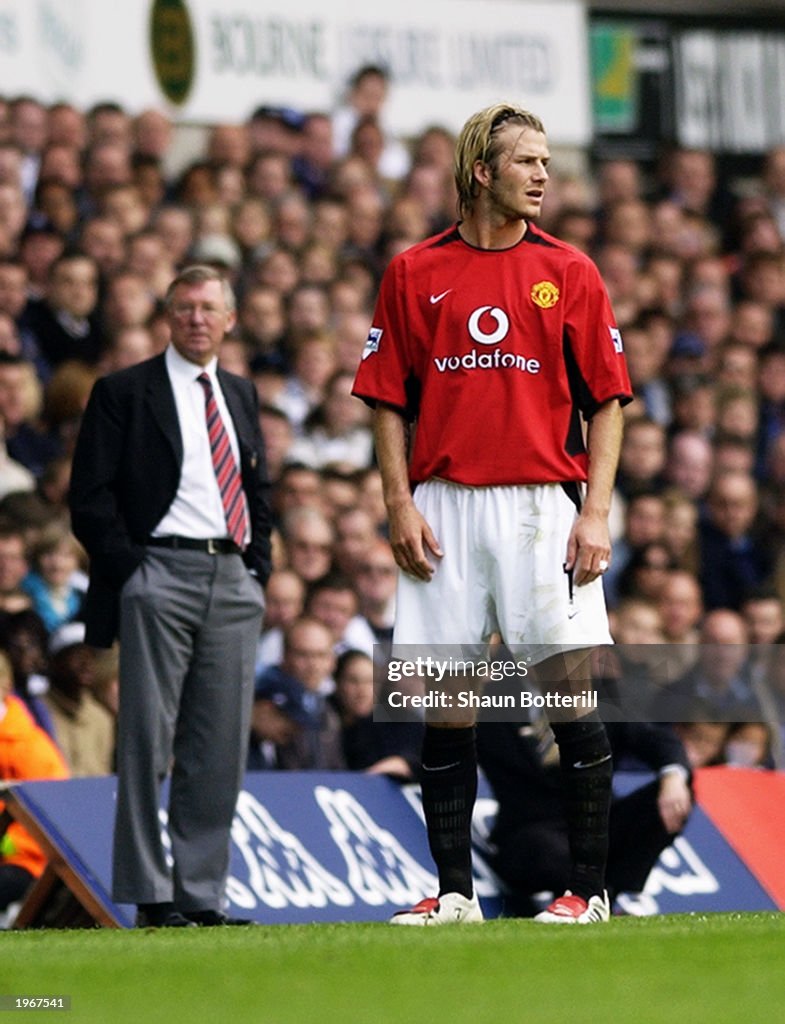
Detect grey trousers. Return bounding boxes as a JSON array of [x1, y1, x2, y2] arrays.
[[113, 548, 264, 909]]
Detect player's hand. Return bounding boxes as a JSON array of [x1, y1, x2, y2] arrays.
[[657, 771, 692, 833], [564, 509, 611, 586], [387, 500, 443, 581]]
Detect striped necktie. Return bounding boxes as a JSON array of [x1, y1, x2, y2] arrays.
[[197, 372, 248, 549]]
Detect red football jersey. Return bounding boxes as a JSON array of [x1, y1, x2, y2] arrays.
[[352, 223, 633, 486]]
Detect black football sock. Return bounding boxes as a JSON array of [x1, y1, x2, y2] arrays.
[[420, 725, 477, 900], [550, 712, 612, 902]]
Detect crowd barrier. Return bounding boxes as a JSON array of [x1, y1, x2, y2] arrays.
[[3, 767, 783, 927]]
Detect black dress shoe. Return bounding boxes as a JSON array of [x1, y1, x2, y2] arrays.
[[136, 903, 197, 928], [183, 909, 254, 926]]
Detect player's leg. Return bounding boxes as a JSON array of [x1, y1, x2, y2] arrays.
[[534, 649, 612, 923], [495, 485, 613, 923], [389, 481, 485, 925]]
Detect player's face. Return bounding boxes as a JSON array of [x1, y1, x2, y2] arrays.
[[484, 125, 550, 223]]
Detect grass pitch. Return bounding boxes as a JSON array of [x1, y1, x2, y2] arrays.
[[2, 913, 783, 1024]]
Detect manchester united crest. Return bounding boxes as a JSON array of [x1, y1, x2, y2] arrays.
[[530, 281, 560, 309]]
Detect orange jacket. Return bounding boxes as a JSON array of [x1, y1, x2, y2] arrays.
[[1, 695, 69, 877]]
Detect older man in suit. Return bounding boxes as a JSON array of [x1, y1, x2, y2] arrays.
[[70, 265, 271, 927]]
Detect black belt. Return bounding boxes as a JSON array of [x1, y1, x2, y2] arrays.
[[147, 536, 242, 555]]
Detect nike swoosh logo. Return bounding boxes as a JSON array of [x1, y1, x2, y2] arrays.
[[573, 754, 612, 770], [422, 761, 461, 773], [429, 289, 452, 304]]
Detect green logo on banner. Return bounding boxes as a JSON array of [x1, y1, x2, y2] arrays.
[[150, 0, 195, 106], [590, 25, 637, 134]]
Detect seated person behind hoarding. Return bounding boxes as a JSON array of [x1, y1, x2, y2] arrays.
[[247, 671, 322, 770], [0, 649, 69, 918], [69, 264, 271, 928], [42, 621, 114, 777], [329, 649, 422, 778], [653, 609, 759, 723], [253, 617, 344, 770], [0, 608, 55, 737], [476, 713, 692, 916], [352, 103, 632, 925]]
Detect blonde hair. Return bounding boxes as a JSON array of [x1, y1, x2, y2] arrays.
[[454, 103, 545, 216]]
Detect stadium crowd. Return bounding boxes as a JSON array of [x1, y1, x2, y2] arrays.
[[1, 65, 785, 804]]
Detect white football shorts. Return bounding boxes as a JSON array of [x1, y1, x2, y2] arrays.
[[393, 478, 612, 667]]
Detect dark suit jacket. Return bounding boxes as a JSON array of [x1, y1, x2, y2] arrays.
[[69, 352, 273, 647]]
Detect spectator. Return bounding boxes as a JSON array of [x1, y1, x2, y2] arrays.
[[0, 354, 61, 476], [616, 541, 676, 603], [665, 430, 714, 502], [332, 65, 410, 182], [282, 506, 334, 582], [699, 470, 772, 610], [24, 253, 104, 372], [654, 609, 758, 722], [252, 617, 344, 769], [352, 538, 397, 653], [330, 649, 421, 777], [723, 721, 772, 768], [0, 648, 69, 922], [287, 370, 373, 471], [293, 112, 334, 200], [255, 568, 306, 672], [333, 506, 378, 575], [78, 216, 127, 280], [603, 491, 665, 607], [0, 608, 53, 736], [20, 521, 85, 634], [42, 621, 114, 776], [304, 571, 376, 656], [0, 525, 30, 615], [248, 669, 322, 770], [258, 404, 293, 483], [674, 719, 730, 770], [661, 490, 699, 573], [273, 464, 324, 520]]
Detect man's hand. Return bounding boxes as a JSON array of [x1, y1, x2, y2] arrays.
[[657, 771, 692, 834], [564, 508, 611, 586], [388, 499, 443, 581]]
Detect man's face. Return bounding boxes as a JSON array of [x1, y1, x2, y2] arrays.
[[355, 548, 398, 606], [263, 573, 304, 629], [0, 535, 28, 593], [481, 125, 550, 223], [0, 364, 33, 425], [0, 265, 27, 317], [81, 220, 126, 276], [708, 476, 757, 539], [166, 278, 236, 367], [49, 258, 99, 318], [283, 622, 335, 690], [308, 588, 357, 640]]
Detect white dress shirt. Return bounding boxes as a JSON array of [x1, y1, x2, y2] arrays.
[[152, 345, 249, 542]]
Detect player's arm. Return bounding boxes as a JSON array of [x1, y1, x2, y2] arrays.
[[565, 398, 624, 586], [373, 404, 442, 581]]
